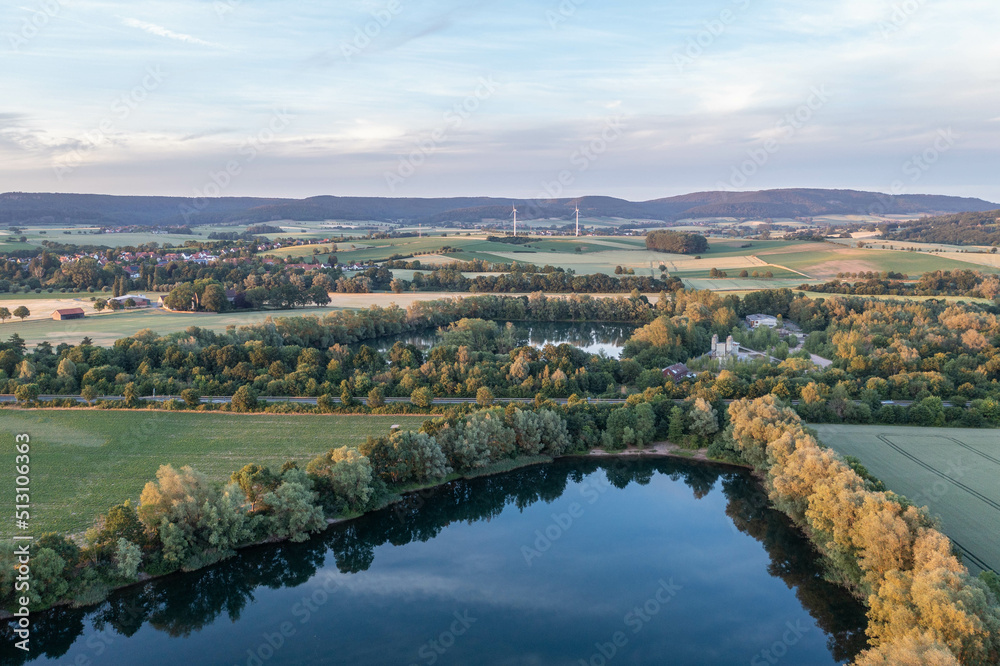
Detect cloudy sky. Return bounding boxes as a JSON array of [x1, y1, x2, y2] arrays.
[[3, 0, 999, 201]]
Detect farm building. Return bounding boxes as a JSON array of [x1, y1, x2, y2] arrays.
[[662, 363, 694, 382], [746, 314, 779, 329], [110, 294, 151, 307], [52, 308, 85, 321]]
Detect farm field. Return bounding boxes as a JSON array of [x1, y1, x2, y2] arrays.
[[816, 424, 1000, 575], [751, 244, 998, 279], [4, 291, 665, 345], [0, 411, 426, 539], [0, 295, 113, 322], [4, 304, 346, 346], [682, 277, 812, 291]]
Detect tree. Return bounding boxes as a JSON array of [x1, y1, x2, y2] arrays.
[[81, 384, 98, 404], [231, 385, 258, 412], [367, 386, 385, 409], [389, 430, 450, 482], [123, 382, 139, 407], [476, 386, 495, 407], [114, 538, 143, 581], [90, 500, 146, 547], [180, 388, 201, 408], [138, 465, 251, 570], [306, 447, 375, 513], [262, 471, 326, 542], [340, 381, 355, 407], [13, 306, 29, 322], [0, 307, 11, 323], [230, 464, 279, 512], [687, 397, 719, 445], [14, 384, 39, 405], [201, 284, 229, 312], [93, 299, 107, 312], [410, 386, 433, 409]]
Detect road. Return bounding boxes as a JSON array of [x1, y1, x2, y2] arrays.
[[0, 394, 950, 408]]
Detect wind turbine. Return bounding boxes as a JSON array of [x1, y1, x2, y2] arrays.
[[575, 205, 580, 237], [511, 205, 518, 237]]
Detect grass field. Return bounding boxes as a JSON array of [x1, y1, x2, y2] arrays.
[[5, 305, 347, 346], [1, 411, 427, 539], [816, 424, 1000, 575]]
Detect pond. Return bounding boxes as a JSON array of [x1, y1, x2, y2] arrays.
[[3, 459, 868, 665], [367, 321, 635, 358]]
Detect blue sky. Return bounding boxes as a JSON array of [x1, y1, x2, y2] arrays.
[[2, 0, 999, 201]]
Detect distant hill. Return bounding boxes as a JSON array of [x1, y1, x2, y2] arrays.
[[0, 189, 995, 227], [882, 209, 1000, 246]]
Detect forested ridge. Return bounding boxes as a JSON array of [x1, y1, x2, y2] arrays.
[[884, 210, 1000, 246]]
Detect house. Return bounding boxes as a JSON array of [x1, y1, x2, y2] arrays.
[[662, 363, 693, 382], [52, 308, 85, 320], [746, 314, 779, 329]]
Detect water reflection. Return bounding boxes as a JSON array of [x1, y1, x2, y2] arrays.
[[2, 459, 867, 665], [366, 322, 635, 358]]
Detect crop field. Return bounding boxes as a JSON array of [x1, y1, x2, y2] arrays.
[[682, 277, 811, 291], [816, 424, 1000, 575], [0, 411, 426, 539], [5, 305, 346, 346], [750, 245, 999, 279]]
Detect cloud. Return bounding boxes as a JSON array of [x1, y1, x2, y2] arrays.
[[119, 17, 220, 48]]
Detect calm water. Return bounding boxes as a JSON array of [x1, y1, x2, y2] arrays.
[[3, 459, 867, 665], [369, 322, 634, 358]]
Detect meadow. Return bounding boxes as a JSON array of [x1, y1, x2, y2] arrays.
[[4, 304, 347, 346], [0, 410, 427, 538], [816, 424, 1000, 575]]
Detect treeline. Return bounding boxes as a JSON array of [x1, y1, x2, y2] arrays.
[[711, 397, 1000, 665], [399, 268, 680, 294], [645, 230, 709, 254], [803, 270, 1000, 299], [10, 289, 1000, 424], [0, 252, 337, 295], [0, 294, 664, 399], [0, 402, 625, 614], [883, 210, 1000, 246]]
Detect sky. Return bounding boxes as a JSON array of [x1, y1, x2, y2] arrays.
[[2, 0, 999, 202]]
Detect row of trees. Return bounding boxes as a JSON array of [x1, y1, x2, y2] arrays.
[[0, 404, 581, 613], [712, 396, 1000, 665]]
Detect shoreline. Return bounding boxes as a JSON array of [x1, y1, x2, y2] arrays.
[[0, 444, 742, 620]]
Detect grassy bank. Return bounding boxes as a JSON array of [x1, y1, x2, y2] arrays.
[[1, 411, 427, 538]]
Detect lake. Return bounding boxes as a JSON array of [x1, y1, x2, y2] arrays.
[[369, 322, 635, 359], [3, 459, 867, 665]]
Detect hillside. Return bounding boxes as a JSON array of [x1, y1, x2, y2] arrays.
[[882, 209, 1000, 246], [0, 189, 995, 227]]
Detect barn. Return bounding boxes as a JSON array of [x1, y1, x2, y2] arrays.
[[52, 308, 85, 321]]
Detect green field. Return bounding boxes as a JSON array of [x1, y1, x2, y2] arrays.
[[6, 305, 348, 346], [1, 411, 427, 539], [816, 424, 1000, 575]]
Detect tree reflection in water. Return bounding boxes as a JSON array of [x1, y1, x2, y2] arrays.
[[2, 458, 867, 664]]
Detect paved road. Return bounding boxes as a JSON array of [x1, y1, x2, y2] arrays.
[[0, 394, 953, 408]]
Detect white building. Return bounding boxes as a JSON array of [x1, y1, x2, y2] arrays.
[[746, 314, 779, 329]]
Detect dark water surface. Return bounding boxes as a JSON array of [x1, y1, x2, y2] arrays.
[[3, 459, 867, 665]]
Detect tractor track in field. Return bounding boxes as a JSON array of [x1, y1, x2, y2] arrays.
[[876, 435, 1000, 513], [944, 436, 1000, 466]]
